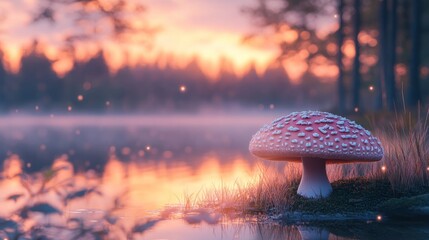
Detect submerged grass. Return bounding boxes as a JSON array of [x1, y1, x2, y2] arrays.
[[190, 109, 429, 216]]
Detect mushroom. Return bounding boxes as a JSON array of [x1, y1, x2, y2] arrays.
[[249, 111, 384, 198]]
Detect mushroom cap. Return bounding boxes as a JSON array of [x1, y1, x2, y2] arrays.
[[249, 111, 384, 163]]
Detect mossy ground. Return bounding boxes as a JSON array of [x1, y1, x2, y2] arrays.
[[264, 177, 429, 215]]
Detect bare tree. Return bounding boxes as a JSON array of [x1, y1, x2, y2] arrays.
[[33, 0, 158, 50], [246, 0, 338, 60], [243, 0, 338, 109]]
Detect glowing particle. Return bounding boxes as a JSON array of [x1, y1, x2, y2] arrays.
[[83, 81, 92, 91], [146, 145, 151, 151], [269, 104, 275, 110], [35, 105, 39, 110], [77, 95, 84, 101], [179, 85, 186, 92], [369, 85, 374, 91], [105, 101, 111, 106], [381, 166, 386, 172], [40, 144, 46, 151], [26, 163, 31, 168], [109, 146, 116, 153], [121, 147, 131, 155], [354, 107, 359, 112], [376, 215, 382, 221], [426, 166, 429, 171], [67, 106, 72, 111], [334, 14, 338, 18]]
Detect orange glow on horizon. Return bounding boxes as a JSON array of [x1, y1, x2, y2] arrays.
[[0, 1, 347, 83], [2, 45, 22, 74], [282, 55, 308, 83]]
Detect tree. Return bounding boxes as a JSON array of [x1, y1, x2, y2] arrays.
[[64, 51, 110, 109], [243, 0, 338, 108], [0, 50, 5, 110], [18, 41, 62, 107], [376, 0, 388, 110], [33, 0, 157, 53], [386, 0, 398, 111], [352, 0, 361, 111], [407, 0, 422, 107], [337, 0, 346, 113]]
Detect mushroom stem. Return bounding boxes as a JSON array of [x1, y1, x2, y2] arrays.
[[297, 157, 332, 198]]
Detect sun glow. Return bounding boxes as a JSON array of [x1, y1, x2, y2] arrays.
[[0, 0, 341, 83]]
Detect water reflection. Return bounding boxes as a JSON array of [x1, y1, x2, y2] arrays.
[[2, 154, 428, 239], [0, 154, 265, 239], [137, 220, 429, 240]]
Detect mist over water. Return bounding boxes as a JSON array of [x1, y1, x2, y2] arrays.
[[0, 112, 279, 171]]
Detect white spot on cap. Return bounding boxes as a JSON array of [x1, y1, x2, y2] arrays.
[[272, 130, 282, 135], [297, 120, 312, 125], [287, 126, 299, 132]]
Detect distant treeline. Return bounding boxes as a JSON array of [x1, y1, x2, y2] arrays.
[[0, 48, 337, 113]]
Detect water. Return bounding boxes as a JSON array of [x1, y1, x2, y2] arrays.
[[0, 114, 428, 240]]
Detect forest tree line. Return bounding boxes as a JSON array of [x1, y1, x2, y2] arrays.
[[0, 46, 337, 113]]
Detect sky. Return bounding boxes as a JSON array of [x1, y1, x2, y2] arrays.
[[0, 0, 338, 81]]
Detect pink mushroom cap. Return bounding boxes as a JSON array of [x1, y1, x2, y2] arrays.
[[249, 111, 384, 164]]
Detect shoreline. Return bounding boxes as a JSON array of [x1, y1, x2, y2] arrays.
[[270, 210, 379, 224]]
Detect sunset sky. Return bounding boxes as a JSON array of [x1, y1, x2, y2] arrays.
[[0, 0, 339, 82]]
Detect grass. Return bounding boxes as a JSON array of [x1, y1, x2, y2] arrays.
[[189, 109, 429, 216]]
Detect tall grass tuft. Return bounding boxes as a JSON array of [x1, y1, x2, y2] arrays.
[[375, 109, 429, 191]]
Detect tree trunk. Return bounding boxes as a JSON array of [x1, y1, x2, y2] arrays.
[[337, 0, 346, 113], [408, 0, 421, 108], [386, 0, 397, 111], [376, 0, 388, 110], [352, 0, 361, 111]]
